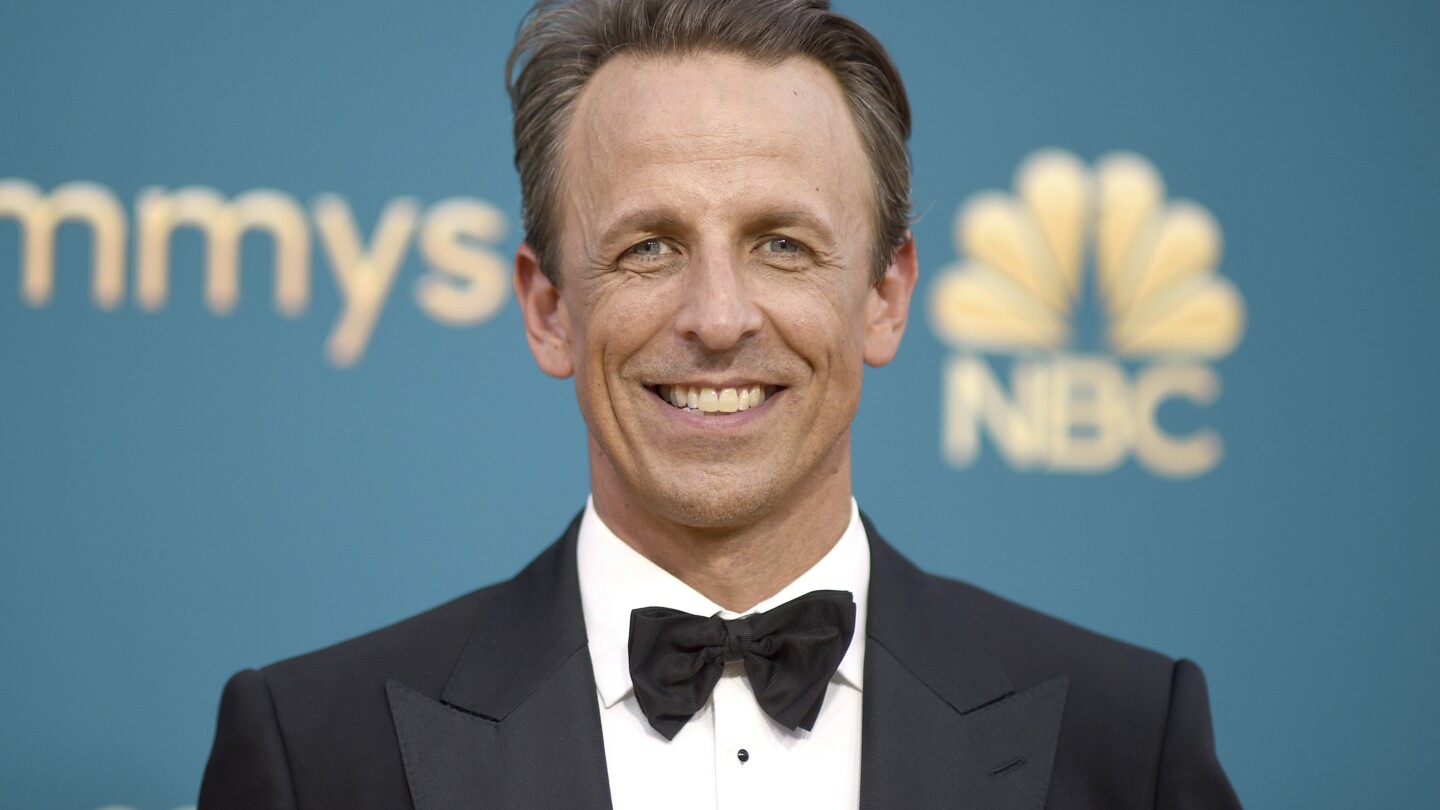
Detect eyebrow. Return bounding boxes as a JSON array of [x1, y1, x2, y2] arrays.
[[597, 206, 689, 248], [746, 209, 834, 238]]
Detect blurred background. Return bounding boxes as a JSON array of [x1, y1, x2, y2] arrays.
[[2, 1, 1436, 807]]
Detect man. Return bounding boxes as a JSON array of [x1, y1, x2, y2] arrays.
[[200, 0, 1241, 807]]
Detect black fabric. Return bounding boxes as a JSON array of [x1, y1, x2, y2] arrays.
[[198, 511, 1241, 809], [386, 657, 613, 810], [858, 650, 1069, 810], [197, 669, 298, 810], [627, 589, 856, 739], [1154, 660, 1244, 810]]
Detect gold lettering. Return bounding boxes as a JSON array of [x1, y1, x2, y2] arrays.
[[0, 179, 127, 309], [943, 354, 1047, 469], [135, 186, 310, 315], [314, 194, 419, 367], [415, 198, 508, 326], [1134, 362, 1222, 478], [1047, 356, 1131, 473]]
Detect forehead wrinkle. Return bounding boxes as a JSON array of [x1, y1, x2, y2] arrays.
[[589, 128, 811, 194], [613, 112, 806, 153]]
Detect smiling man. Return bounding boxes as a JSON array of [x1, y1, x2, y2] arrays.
[[516, 49, 908, 615], [200, 1, 1241, 808]]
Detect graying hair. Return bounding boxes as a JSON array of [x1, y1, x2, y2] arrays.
[[506, 0, 912, 285]]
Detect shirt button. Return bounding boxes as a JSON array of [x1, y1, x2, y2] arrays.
[[737, 749, 750, 763]]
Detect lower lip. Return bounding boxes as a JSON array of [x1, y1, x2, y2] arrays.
[[650, 388, 783, 429]]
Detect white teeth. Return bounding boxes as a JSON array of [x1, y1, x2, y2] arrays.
[[660, 384, 775, 414]]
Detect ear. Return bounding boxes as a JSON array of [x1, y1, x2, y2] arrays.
[[863, 235, 919, 367], [514, 242, 575, 379]]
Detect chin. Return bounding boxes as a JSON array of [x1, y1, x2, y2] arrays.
[[642, 474, 791, 531]]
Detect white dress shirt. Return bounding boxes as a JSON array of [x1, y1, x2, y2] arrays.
[[577, 496, 870, 810]]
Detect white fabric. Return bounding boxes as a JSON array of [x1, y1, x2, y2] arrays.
[[577, 496, 869, 810]]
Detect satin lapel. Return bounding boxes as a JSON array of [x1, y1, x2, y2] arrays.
[[859, 517, 1068, 810], [387, 516, 613, 810]]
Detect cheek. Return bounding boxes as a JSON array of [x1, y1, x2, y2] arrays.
[[572, 281, 678, 383], [557, 291, 606, 409], [765, 279, 871, 366]]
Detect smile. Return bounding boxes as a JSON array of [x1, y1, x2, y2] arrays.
[[653, 384, 780, 415]]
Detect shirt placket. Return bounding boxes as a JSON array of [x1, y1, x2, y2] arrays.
[[712, 659, 768, 810]]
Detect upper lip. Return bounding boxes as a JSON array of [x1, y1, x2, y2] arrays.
[[652, 380, 774, 388]]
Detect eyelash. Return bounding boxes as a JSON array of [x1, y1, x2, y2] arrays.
[[619, 236, 810, 264]]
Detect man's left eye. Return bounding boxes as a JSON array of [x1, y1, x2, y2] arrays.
[[629, 239, 672, 257], [765, 237, 801, 254]]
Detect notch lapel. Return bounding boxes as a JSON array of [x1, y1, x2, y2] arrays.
[[386, 517, 613, 810], [860, 517, 1068, 810]]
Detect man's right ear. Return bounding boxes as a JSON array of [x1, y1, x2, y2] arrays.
[[514, 242, 575, 379]]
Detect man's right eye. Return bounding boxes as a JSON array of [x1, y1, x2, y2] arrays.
[[629, 239, 672, 257]]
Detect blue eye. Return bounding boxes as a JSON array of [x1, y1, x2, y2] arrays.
[[630, 239, 671, 256], [766, 237, 800, 254]]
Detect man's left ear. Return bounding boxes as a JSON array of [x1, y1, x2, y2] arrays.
[[863, 235, 919, 367]]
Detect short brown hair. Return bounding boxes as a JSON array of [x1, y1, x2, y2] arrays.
[[506, 0, 912, 285]]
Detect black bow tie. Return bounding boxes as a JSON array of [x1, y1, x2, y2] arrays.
[[627, 589, 857, 740]]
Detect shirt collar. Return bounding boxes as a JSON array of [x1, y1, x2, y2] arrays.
[[577, 496, 870, 710]]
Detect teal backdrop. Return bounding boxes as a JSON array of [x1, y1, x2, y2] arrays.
[[2, 1, 1437, 807]]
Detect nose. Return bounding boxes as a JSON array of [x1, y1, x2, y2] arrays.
[[673, 247, 763, 351]]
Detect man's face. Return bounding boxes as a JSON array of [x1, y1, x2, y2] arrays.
[[518, 52, 915, 530]]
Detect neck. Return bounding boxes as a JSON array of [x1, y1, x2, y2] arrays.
[[589, 438, 854, 612]]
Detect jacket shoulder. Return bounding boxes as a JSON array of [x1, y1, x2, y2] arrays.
[[199, 584, 509, 809], [203, 527, 582, 807], [931, 572, 1176, 687], [863, 518, 1176, 700], [261, 581, 503, 699]]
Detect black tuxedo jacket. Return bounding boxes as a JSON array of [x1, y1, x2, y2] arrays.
[[199, 514, 1240, 809]]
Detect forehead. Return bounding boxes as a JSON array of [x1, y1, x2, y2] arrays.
[[571, 51, 856, 159], [559, 51, 872, 239]]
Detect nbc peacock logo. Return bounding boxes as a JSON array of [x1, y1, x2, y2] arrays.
[[929, 149, 1245, 478]]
